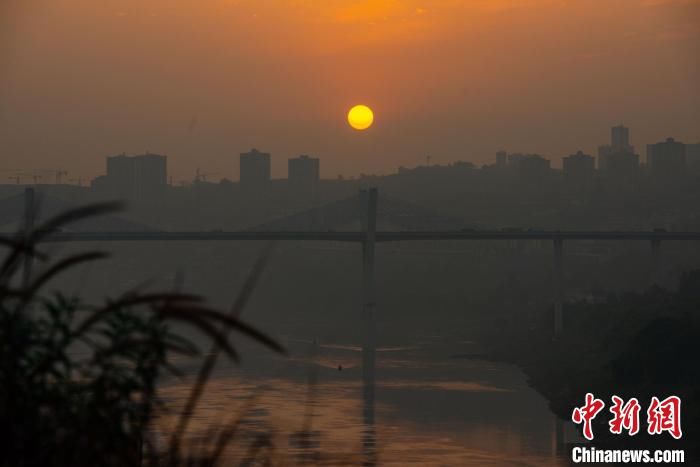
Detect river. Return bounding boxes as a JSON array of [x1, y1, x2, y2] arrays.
[[156, 330, 571, 466], [50, 241, 573, 465]]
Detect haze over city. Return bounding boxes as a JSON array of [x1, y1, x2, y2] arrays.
[[1, 0, 699, 182], [2, 2, 700, 466]]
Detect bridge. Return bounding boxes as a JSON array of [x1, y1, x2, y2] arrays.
[[4, 187, 700, 337], [35, 230, 700, 243]]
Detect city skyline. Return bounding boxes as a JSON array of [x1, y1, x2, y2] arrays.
[[2, 125, 698, 186], [1, 0, 698, 181]]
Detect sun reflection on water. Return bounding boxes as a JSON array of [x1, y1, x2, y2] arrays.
[[155, 344, 568, 466]]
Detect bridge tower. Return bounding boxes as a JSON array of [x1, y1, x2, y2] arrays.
[[359, 188, 378, 465]]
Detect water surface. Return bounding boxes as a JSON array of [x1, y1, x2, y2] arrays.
[[158, 332, 570, 466]]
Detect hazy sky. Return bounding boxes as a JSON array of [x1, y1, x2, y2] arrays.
[[1, 0, 699, 182]]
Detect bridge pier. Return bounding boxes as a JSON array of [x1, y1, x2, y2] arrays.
[[23, 187, 36, 288], [551, 415, 565, 458], [360, 188, 378, 466], [650, 238, 662, 286], [553, 238, 564, 337]]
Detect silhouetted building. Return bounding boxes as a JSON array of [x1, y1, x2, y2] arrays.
[[240, 148, 271, 188], [105, 154, 133, 192], [604, 150, 639, 180], [288, 155, 320, 191], [518, 154, 551, 179], [563, 151, 595, 180], [597, 146, 612, 169], [611, 125, 632, 151], [499, 152, 551, 180], [598, 124, 635, 170], [686, 143, 700, 171], [99, 153, 167, 199], [507, 153, 526, 167], [647, 138, 686, 180], [496, 151, 507, 168], [135, 154, 167, 193]]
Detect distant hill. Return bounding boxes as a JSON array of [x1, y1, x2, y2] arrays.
[[0, 190, 154, 233]]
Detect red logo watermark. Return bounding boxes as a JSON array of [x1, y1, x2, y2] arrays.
[[647, 396, 682, 440], [571, 394, 682, 441], [609, 395, 641, 436]]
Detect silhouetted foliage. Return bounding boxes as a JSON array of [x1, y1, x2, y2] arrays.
[[0, 203, 285, 466]]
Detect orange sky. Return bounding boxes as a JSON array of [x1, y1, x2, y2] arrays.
[[1, 0, 699, 182]]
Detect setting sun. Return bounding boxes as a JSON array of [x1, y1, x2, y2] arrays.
[[347, 105, 374, 131]]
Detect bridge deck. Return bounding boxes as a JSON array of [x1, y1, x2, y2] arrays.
[[3, 230, 700, 243]]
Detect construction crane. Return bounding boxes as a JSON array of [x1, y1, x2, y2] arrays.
[[28, 168, 69, 185], [55, 170, 68, 184], [195, 169, 220, 183], [1, 169, 25, 185]]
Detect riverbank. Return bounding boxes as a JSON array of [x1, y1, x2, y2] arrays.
[[485, 271, 700, 462]]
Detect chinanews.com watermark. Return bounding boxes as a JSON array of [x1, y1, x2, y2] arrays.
[[569, 393, 686, 464], [571, 447, 684, 464]]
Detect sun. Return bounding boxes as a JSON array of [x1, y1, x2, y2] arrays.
[[347, 104, 374, 130]]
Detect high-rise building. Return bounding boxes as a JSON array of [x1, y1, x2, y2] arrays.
[[288, 155, 320, 190], [518, 154, 551, 179], [597, 145, 612, 169], [647, 138, 686, 179], [563, 151, 595, 180], [106, 154, 135, 196], [104, 153, 167, 199], [240, 148, 271, 188], [599, 124, 635, 170], [611, 125, 631, 151], [507, 153, 527, 167], [604, 151, 639, 180], [686, 143, 700, 171]]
